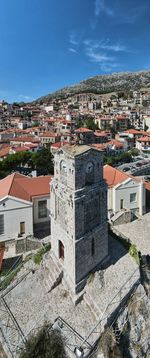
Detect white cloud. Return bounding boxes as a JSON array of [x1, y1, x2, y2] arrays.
[[95, 0, 104, 16], [94, 0, 114, 17], [84, 39, 128, 53], [83, 38, 125, 73], [69, 48, 77, 53], [99, 42, 127, 52], [86, 47, 115, 63], [18, 95, 31, 100], [69, 33, 78, 46]]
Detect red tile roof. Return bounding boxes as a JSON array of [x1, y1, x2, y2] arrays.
[[39, 131, 58, 138], [124, 129, 143, 135], [0, 146, 10, 158], [90, 143, 107, 150], [104, 165, 141, 188], [136, 136, 150, 142], [13, 146, 29, 152], [10, 136, 40, 143], [94, 132, 108, 137], [116, 115, 127, 120], [75, 127, 93, 133], [0, 173, 52, 202], [103, 165, 131, 187], [108, 140, 124, 148]]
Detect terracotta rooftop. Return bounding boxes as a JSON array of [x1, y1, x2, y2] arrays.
[[104, 165, 131, 187], [108, 140, 124, 148], [94, 131, 108, 137], [90, 143, 107, 150], [124, 129, 143, 135], [136, 136, 150, 142], [13, 146, 29, 152], [0, 173, 51, 202], [75, 127, 93, 133], [10, 136, 40, 143], [51, 141, 68, 149], [0, 146, 10, 158], [116, 115, 127, 120], [39, 131, 57, 138], [104, 165, 142, 187]]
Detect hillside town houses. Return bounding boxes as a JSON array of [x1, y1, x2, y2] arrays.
[[0, 89, 150, 262]]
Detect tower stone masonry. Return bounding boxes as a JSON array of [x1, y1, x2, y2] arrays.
[[50, 144, 108, 295]]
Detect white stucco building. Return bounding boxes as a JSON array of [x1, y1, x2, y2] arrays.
[[104, 165, 146, 219], [0, 173, 51, 259]]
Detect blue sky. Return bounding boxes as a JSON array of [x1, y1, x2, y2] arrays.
[[0, 0, 150, 103]]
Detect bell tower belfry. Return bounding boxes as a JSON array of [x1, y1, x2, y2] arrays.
[[50, 145, 108, 295]]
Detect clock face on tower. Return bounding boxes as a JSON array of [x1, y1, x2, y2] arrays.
[[86, 161, 94, 173]]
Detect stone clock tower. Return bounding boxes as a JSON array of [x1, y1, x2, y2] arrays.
[[50, 145, 108, 295]]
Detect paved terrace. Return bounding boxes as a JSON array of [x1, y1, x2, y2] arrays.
[[1, 236, 138, 357], [114, 212, 150, 255]]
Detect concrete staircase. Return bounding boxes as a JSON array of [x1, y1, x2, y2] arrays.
[[42, 252, 63, 292]]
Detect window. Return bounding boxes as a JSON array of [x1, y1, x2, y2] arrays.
[[130, 193, 136, 203], [20, 222, 25, 235], [120, 199, 124, 210], [91, 238, 95, 256], [38, 200, 47, 218], [0, 215, 4, 235]]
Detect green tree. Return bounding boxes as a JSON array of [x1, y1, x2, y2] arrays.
[[85, 118, 99, 130], [144, 124, 149, 131], [2, 152, 31, 172], [129, 148, 140, 156], [12, 102, 20, 107], [31, 148, 54, 175], [103, 156, 115, 166], [19, 324, 66, 358]]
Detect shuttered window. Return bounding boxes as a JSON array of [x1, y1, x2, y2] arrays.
[[0, 215, 4, 235], [38, 200, 47, 218]]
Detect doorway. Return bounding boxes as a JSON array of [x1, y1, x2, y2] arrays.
[[20, 222, 25, 235], [120, 199, 124, 210]]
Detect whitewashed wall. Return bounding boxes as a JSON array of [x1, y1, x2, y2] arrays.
[[108, 179, 146, 216], [0, 196, 33, 243]]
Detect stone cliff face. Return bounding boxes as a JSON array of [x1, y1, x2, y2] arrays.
[[94, 257, 150, 358]]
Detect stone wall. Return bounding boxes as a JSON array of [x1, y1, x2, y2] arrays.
[[111, 210, 132, 226], [16, 237, 42, 254]]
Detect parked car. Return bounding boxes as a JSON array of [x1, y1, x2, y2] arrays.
[[136, 162, 143, 167], [123, 166, 130, 172]]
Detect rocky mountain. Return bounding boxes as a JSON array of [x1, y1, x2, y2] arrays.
[[35, 70, 150, 104]]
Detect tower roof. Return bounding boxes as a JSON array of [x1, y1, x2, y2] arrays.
[[62, 144, 103, 157]]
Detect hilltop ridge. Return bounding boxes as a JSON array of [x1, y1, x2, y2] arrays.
[[34, 70, 150, 103]]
